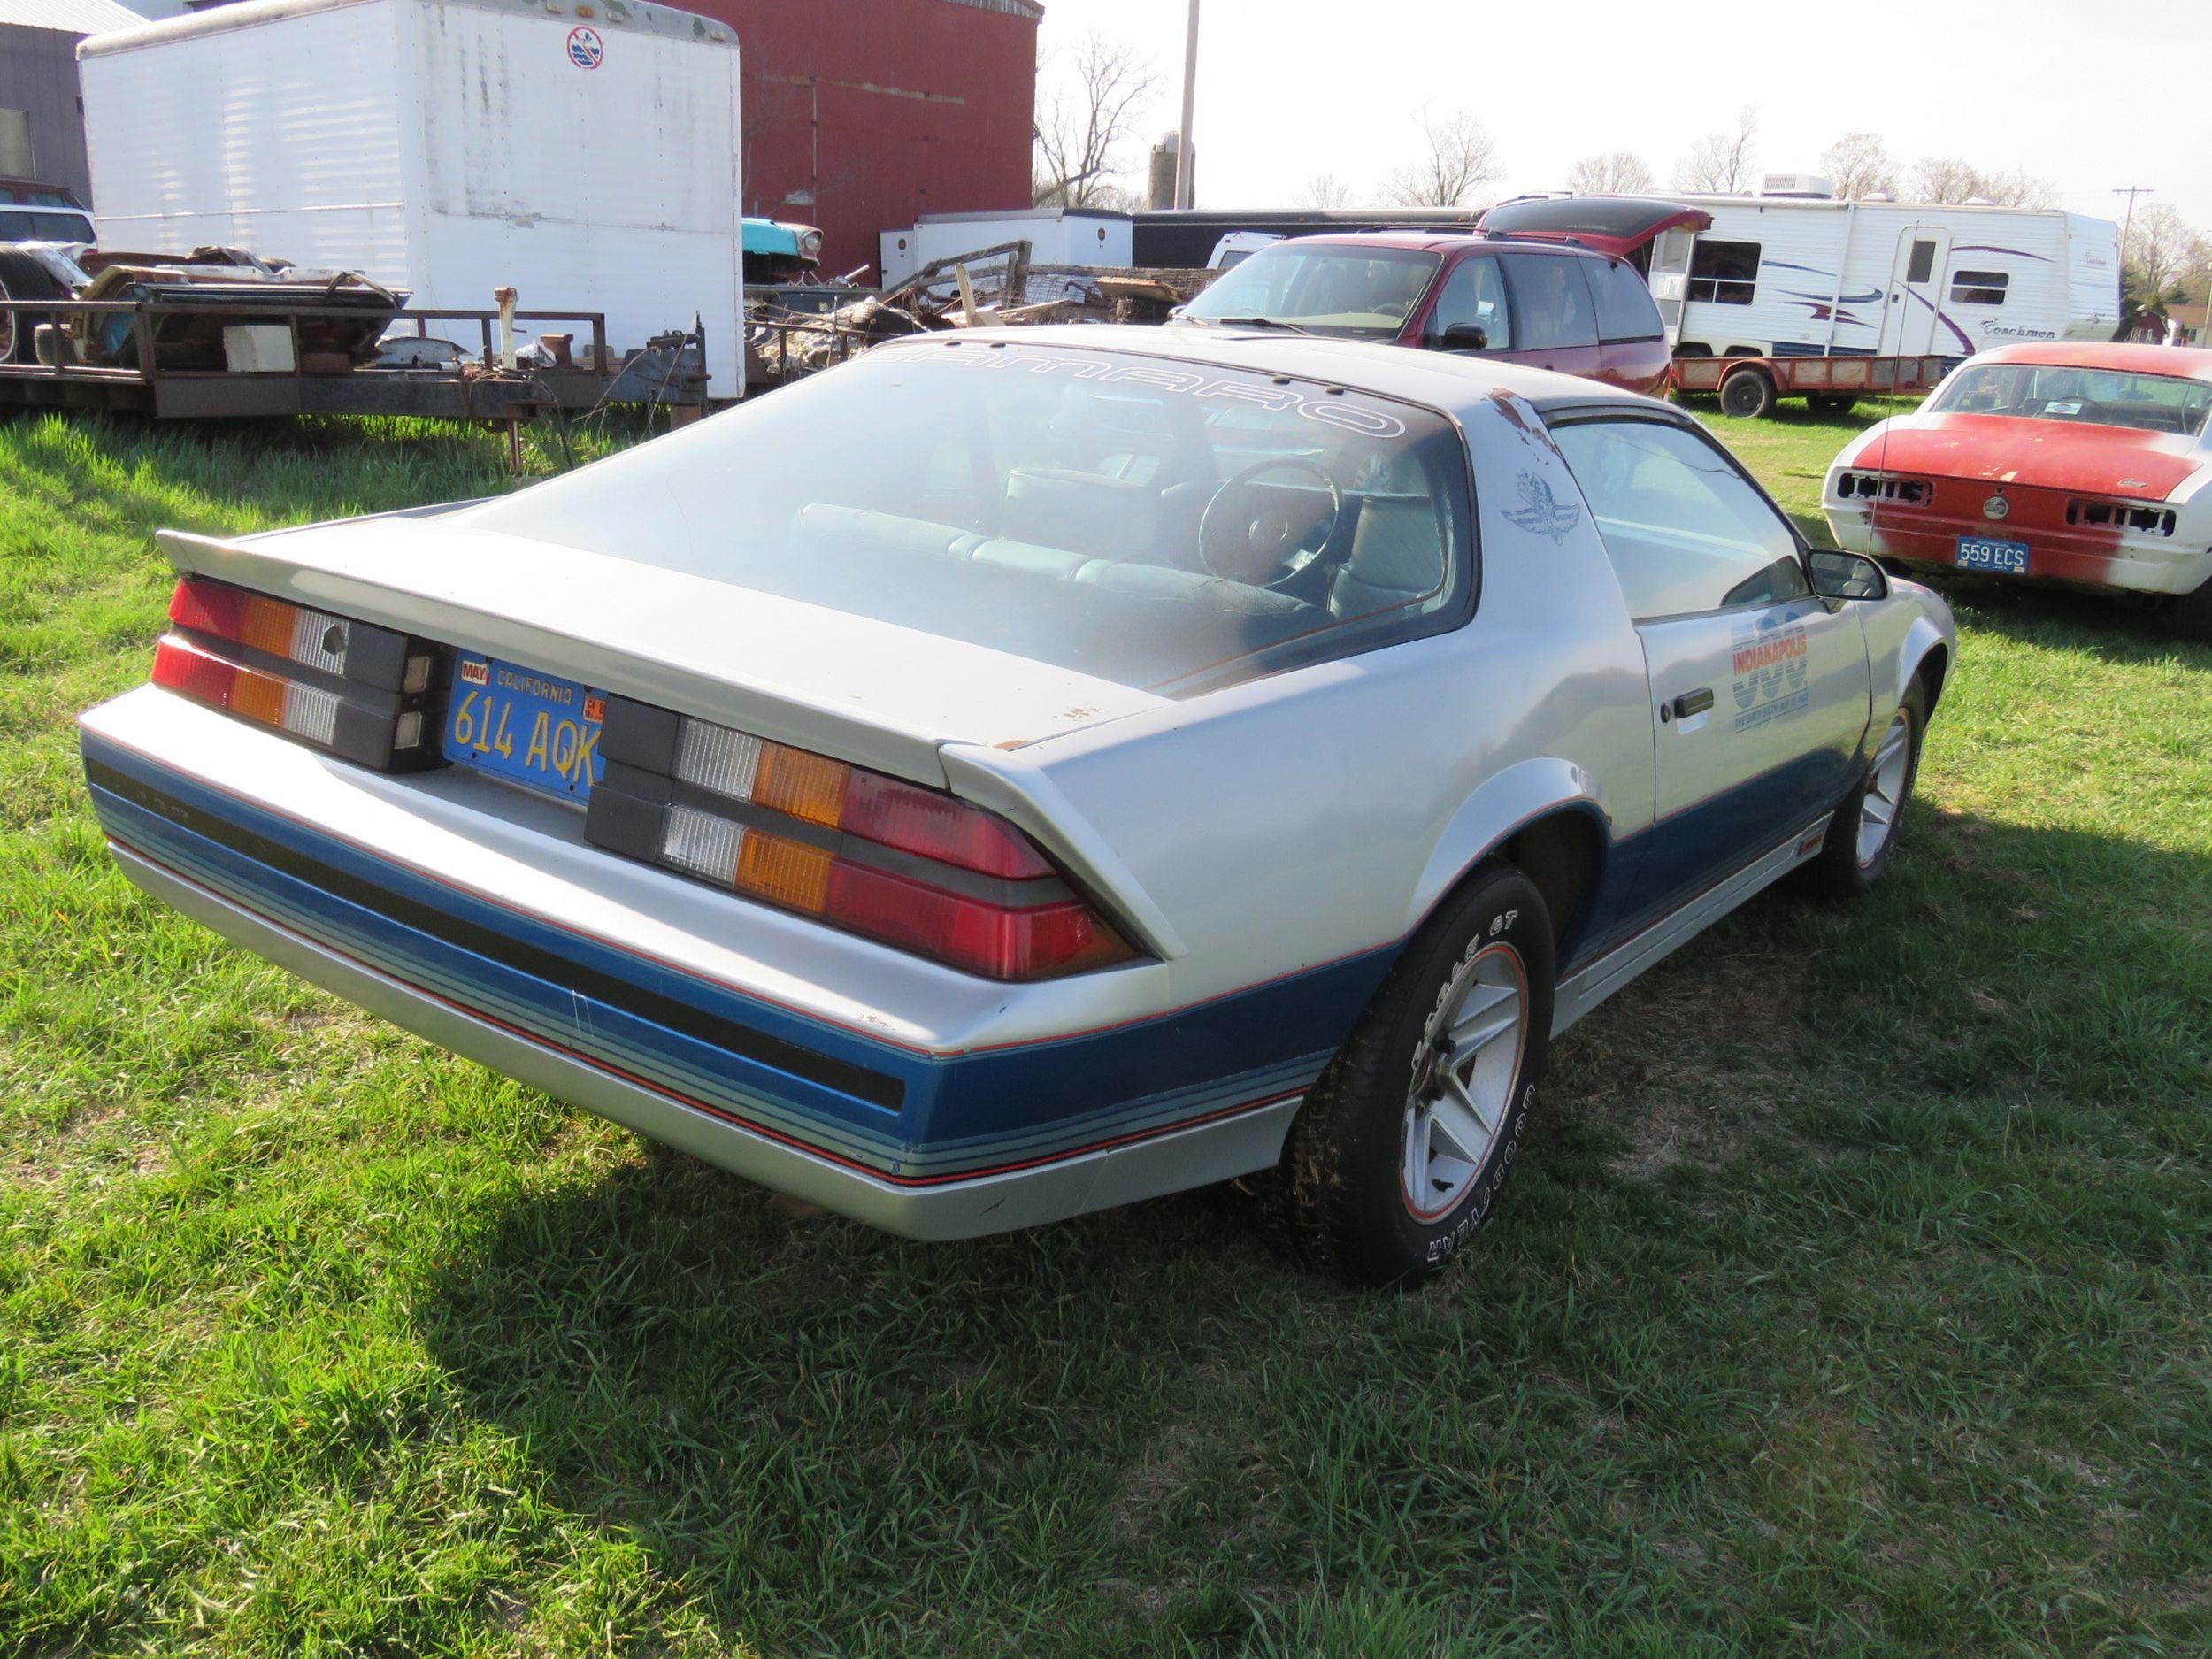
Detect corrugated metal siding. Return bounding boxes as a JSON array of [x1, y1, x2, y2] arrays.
[[687, 0, 1038, 279], [0, 23, 96, 198]]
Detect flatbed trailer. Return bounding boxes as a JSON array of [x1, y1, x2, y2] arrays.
[[0, 296, 707, 449], [1671, 352, 1949, 419]]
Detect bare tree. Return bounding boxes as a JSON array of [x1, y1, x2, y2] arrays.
[[1032, 35, 1158, 209], [2123, 203, 2212, 310], [1299, 171, 1357, 209], [1820, 131, 1896, 200], [1566, 151, 1655, 196], [1907, 157, 2055, 208], [1381, 105, 1500, 207], [1672, 108, 1759, 194]]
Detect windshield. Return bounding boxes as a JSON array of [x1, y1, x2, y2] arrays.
[[1182, 244, 1442, 338], [464, 341, 1476, 697], [1931, 362, 2212, 438]]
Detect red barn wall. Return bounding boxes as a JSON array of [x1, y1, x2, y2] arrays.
[[684, 0, 1041, 280]]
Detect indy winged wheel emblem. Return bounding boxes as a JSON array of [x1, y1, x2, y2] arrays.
[[1502, 470, 1581, 544]]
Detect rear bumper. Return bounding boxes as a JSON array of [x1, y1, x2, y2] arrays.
[[107, 840, 1301, 1237], [1824, 503, 2211, 597], [80, 691, 1372, 1236]]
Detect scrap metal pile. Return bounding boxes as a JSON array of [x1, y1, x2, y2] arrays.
[[744, 239, 1218, 389]]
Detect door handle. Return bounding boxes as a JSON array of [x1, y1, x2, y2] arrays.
[[1663, 687, 1715, 723]]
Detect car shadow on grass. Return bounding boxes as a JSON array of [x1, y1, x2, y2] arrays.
[[404, 788, 2212, 1652]]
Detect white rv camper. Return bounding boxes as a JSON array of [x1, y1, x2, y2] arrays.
[[1485, 180, 2121, 365], [76, 0, 745, 394]]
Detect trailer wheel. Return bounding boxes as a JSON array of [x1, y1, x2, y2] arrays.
[[0, 250, 67, 365], [1809, 394, 1860, 418], [1718, 365, 1777, 419]]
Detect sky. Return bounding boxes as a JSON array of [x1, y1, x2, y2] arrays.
[[1032, 0, 2212, 235]]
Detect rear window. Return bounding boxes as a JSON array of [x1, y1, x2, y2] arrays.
[[1931, 362, 2212, 437], [0, 208, 89, 240], [1587, 258, 1663, 342], [461, 341, 1478, 697], [1182, 243, 1442, 338]]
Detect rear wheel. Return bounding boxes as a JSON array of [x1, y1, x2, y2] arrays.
[[1719, 366, 1777, 419], [1260, 865, 1554, 1287], [1796, 680, 1926, 898]]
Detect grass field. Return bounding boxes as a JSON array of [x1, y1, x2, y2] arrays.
[[3, 400, 2209, 1658]]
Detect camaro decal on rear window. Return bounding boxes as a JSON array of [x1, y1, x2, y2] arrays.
[[1731, 616, 1810, 731], [926, 342, 1409, 437]]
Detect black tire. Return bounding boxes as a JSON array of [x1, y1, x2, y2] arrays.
[[1808, 394, 1859, 418], [1261, 865, 1554, 1287], [1719, 366, 1777, 419], [0, 250, 66, 365], [1796, 679, 1927, 899]]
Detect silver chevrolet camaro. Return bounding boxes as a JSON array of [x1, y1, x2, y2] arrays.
[[78, 326, 1955, 1285]]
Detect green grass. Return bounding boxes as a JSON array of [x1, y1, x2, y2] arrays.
[[3, 403, 2209, 1658]]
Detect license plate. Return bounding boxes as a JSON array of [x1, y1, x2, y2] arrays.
[[443, 653, 606, 800], [1955, 535, 2031, 575]]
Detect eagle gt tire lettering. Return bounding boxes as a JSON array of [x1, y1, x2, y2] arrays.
[[1264, 865, 1554, 1287]]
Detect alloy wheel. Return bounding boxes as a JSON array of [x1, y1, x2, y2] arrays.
[[1402, 944, 1526, 1219]]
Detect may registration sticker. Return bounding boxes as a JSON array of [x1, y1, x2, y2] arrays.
[[443, 652, 607, 800]]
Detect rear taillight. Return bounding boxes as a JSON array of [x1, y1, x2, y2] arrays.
[[586, 702, 1135, 980], [150, 577, 445, 768]]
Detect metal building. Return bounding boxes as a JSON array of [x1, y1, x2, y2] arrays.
[[0, 0, 144, 201], [687, 0, 1041, 280]]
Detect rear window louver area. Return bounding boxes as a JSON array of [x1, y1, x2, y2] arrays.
[[1836, 471, 1931, 506], [2066, 499, 2177, 537]]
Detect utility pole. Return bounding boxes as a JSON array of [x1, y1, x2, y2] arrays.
[[1173, 0, 1199, 211], [2112, 184, 2154, 257]]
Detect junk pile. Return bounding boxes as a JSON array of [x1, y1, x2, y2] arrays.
[[0, 244, 403, 370], [744, 239, 1219, 389]]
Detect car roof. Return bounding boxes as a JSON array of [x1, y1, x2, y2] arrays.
[[1261, 229, 1606, 258], [884, 323, 1676, 422], [1975, 341, 2212, 383]]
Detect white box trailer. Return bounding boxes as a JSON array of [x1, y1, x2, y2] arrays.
[[77, 0, 744, 394], [879, 208, 1133, 289], [1486, 189, 2121, 365]]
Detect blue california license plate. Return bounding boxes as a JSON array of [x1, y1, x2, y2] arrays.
[[1955, 535, 2031, 575], [442, 652, 606, 800]]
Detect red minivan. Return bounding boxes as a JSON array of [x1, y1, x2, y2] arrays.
[[1177, 231, 1671, 395]]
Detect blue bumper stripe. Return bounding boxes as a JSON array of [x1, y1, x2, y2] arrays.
[[84, 733, 1392, 1180]]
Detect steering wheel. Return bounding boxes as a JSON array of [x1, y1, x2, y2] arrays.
[[1197, 459, 1344, 586]]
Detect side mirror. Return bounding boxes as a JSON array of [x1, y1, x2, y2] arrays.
[[1809, 549, 1888, 601], [1435, 322, 1490, 352]]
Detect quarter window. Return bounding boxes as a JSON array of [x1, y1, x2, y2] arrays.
[[1588, 258, 1663, 342], [1948, 269, 2008, 305], [1426, 255, 1512, 349], [1506, 256, 1598, 349], [1686, 240, 1760, 305], [1551, 419, 1811, 620]]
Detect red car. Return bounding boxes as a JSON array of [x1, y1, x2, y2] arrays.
[[1823, 342, 2212, 637], [1177, 231, 1671, 395]]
